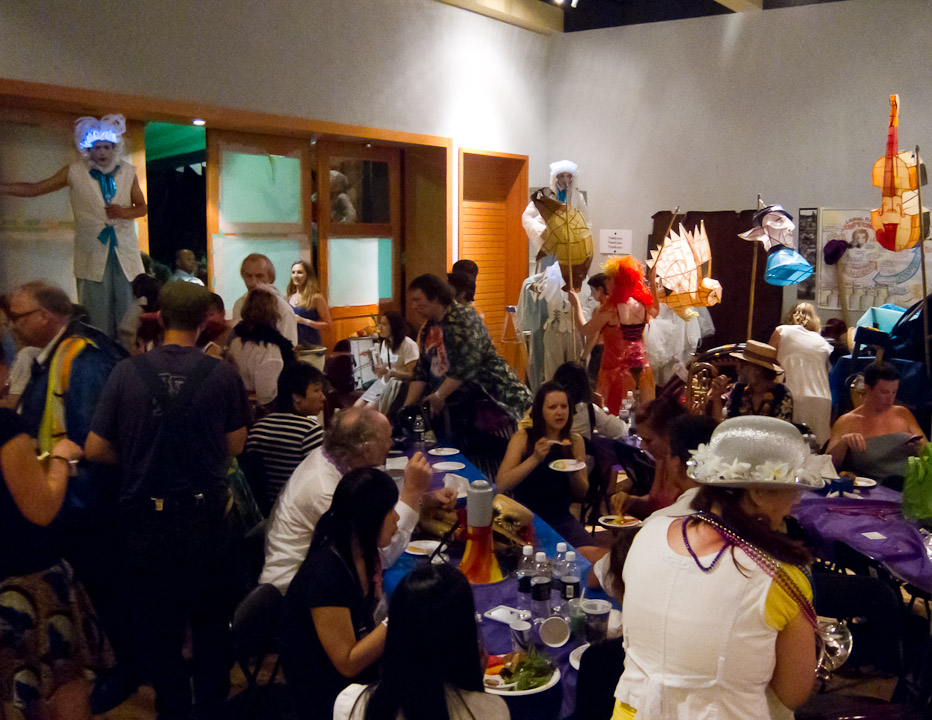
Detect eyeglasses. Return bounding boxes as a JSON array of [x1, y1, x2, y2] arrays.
[[7, 308, 43, 323]]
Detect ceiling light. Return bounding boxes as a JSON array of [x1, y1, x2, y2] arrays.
[[570, 0, 579, 6], [192, 118, 206, 126]]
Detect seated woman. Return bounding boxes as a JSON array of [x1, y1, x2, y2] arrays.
[[0, 368, 110, 719], [355, 312, 418, 412], [827, 361, 926, 486], [608, 396, 686, 520], [227, 287, 294, 408], [333, 564, 509, 720], [614, 416, 818, 719], [497, 381, 599, 561], [288, 260, 331, 348], [280, 468, 398, 719], [590, 414, 717, 595], [709, 340, 793, 424], [552, 361, 626, 440]]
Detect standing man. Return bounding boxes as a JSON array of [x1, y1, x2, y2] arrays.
[[86, 282, 251, 720], [231, 253, 298, 345], [1, 115, 147, 337]]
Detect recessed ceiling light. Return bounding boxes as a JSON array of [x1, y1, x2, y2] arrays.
[[192, 118, 206, 126]]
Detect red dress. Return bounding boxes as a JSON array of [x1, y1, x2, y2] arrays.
[[597, 320, 650, 415]]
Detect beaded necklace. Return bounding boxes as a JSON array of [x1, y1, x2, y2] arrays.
[[684, 511, 817, 629]]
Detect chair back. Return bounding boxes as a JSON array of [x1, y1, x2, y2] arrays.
[[230, 583, 284, 688]]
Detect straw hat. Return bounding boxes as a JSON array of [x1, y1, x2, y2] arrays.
[[687, 416, 824, 489], [729, 340, 783, 374]]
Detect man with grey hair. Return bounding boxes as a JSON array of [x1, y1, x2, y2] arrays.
[[230, 253, 298, 345], [260, 405, 455, 593]]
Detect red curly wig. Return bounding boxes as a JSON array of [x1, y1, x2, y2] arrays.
[[603, 256, 653, 307]]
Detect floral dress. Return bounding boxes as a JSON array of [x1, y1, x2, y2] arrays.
[[413, 303, 531, 423]]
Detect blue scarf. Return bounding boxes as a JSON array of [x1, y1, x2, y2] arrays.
[[557, 188, 567, 203], [89, 166, 120, 246]]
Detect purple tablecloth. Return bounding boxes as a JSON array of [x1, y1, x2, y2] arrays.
[[793, 485, 932, 592], [383, 448, 613, 720]]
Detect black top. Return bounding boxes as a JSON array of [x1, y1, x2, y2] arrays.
[[513, 442, 575, 525], [280, 545, 378, 719], [0, 409, 59, 580], [90, 345, 250, 505]]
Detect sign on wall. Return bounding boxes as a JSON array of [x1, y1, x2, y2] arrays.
[[600, 228, 632, 256]]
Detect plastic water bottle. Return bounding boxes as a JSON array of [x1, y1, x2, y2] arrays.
[[531, 551, 552, 621], [625, 390, 635, 410], [516, 545, 535, 617], [552, 542, 567, 582], [560, 551, 582, 603]]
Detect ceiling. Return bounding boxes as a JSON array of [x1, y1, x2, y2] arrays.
[[556, 0, 849, 32]]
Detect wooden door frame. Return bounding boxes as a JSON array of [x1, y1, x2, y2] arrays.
[[0, 77, 455, 267], [458, 147, 529, 306]]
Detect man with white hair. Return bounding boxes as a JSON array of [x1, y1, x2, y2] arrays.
[[521, 159, 592, 266], [0, 115, 147, 337], [261, 405, 456, 593], [231, 253, 298, 345]]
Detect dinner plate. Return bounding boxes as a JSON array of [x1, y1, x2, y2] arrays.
[[485, 668, 561, 696], [405, 540, 441, 557], [549, 459, 586, 473], [599, 514, 641, 529], [854, 477, 877, 488], [569, 643, 590, 671], [428, 447, 460, 456], [433, 461, 466, 472]]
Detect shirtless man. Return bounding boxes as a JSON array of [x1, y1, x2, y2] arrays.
[[827, 362, 925, 470]]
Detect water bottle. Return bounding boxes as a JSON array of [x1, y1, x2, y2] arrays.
[[560, 551, 582, 603], [516, 545, 535, 617], [531, 551, 552, 621], [625, 390, 635, 410], [552, 542, 567, 583]]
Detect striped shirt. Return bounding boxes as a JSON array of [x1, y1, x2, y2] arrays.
[[245, 413, 323, 507]]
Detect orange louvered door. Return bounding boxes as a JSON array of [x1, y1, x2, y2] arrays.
[[459, 151, 528, 376]]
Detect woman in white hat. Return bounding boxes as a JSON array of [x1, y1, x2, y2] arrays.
[[613, 416, 821, 720], [709, 340, 793, 424]]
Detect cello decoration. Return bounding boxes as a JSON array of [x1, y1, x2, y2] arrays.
[[871, 94, 928, 252], [647, 220, 722, 320]]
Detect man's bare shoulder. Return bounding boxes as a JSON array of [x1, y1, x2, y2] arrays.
[[833, 409, 864, 431]]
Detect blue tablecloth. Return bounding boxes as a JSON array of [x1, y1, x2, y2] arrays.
[[383, 447, 614, 720]]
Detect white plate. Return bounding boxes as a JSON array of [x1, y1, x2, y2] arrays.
[[549, 459, 586, 473], [405, 540, 441, 557], [428, 447, 460, 456], [569, 643, 590, 671], [854, 477, 877, 488], [599, 514, 641, 529], [433, 461, 466, 472], [485, 668, 561, 696]]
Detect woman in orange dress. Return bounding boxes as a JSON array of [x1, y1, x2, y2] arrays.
[[588, 257, 658, 415]]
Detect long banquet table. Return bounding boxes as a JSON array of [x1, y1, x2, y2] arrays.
[[792, 484, 932, 594], [382, 446, 614, 720]]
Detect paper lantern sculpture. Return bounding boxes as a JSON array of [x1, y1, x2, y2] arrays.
[[647, 221, 722, 319], [739, 204, 814, 287], [532, 190, 594, 290], [871, 94, 929, 252], [765, 246, 814, 286]]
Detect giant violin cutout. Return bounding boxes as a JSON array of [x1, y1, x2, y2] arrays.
[[871, 94, 928, 252]]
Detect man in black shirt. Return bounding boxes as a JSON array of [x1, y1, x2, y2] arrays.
[[87, 281, 250, 720]]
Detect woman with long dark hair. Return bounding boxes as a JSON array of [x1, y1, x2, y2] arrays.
[[227, 287, 294, 407], [280, 468, 399, 719], [497, 381, 599, 559], [333, 564, 509, 720], [614, 416, 819, 719], [356, 312, 418, 410], [287, 259, 331, 347]]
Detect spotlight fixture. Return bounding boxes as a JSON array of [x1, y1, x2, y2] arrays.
[[192, 118, 206, 126], [570, 0, 579, 6]]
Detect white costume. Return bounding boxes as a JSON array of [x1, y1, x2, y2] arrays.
[[772, 324, 833, 443], [521, 159, 591, 257]]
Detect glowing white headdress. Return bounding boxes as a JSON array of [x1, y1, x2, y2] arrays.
[[74, 114, 126, 151], [549, 159, 578, 177]]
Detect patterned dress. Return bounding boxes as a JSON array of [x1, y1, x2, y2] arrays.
[[413, 303, 531, 423]]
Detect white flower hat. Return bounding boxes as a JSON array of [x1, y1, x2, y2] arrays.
[[687, 416, 824, 489]]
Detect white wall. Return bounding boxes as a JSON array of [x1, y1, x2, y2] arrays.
[[544, 0, 932, 286]]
